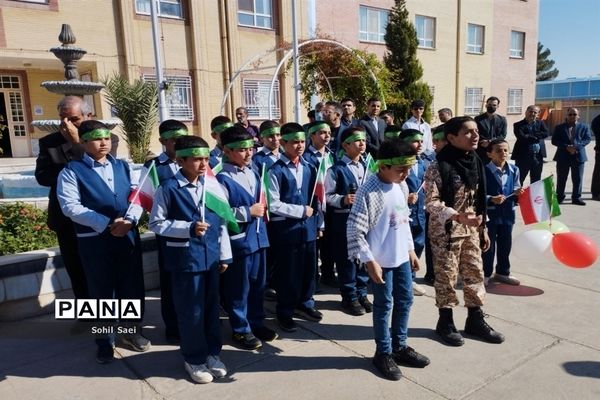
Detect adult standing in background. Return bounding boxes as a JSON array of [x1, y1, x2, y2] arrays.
[[403, 99, 433, 156], [474, 96, 507, 163], [552, 108, 592, 205], [590, 113, 600, 201], [235, 106, 260, 147], [512, 105, 549, 185], [359, 97, 386, 155], [339, 97, 359, 137]]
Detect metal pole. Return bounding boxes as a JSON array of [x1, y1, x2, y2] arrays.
[[150, 0, 168, 122], [308, 0, 318, 111], [291, 0, 301, 124]]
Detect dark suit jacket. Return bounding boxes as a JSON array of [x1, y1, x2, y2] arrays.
[[512, 118, 549, 161], [551, 122, 592, 163], [358, 115, 386, 154], [474, 113, 507, 160]]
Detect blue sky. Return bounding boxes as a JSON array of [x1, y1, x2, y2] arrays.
[[538, 0, 600, 79]]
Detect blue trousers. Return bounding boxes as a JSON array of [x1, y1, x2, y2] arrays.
[[337, 258, 369, 302], [410, 224, 425, 280], [171, 268, 221, 365], [273, 241, 317, 318], [556, 160, 585, 200], [222, 249, 267, 334], [483, 223, 513, 277], [371, 262, 414, 354]]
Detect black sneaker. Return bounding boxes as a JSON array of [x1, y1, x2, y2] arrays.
[[264, 288, 277, 302], [372, 352, 402, 381], [392, 346, 430, 368], [252, 325, 278, 342], [358, 296, 373, 313], [232, 332, 262, 350], [464, 310, 505, 344], [294, 306, 323, 322], [277, 316, 298, 332], [96, 345, 114, 364], [341, 299, 366, 316], [121, 333, 151, 352], [436, 317, 464, 347]]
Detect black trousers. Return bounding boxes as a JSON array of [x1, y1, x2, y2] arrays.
[[55, 223, 89, 299], [515, 153, 544, 186]]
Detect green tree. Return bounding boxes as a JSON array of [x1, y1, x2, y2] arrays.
[[102, 74, 158, 163], [537, 42, 559, 81], [383, 0, 432, 122]]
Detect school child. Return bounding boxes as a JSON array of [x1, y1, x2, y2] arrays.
[[57, 120, 150, 364], [483, 139, 524, 286], [252, 120, 281, 173], [268, 122, 323, 332], [217, 125, 278, 350], [148, 119, 190, 344], [347, 138, 430, 381], [149, 135, 232, 384], [399, 129, 428, 297], [425, 116, 504, 347], [324, 126, 371, 315], [383, 124, 402, 140], [209, 116, 234, 168]]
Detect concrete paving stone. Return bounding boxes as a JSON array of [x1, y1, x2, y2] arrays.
[[464, 340, 600, 400]]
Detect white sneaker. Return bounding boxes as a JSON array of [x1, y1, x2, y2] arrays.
[[494, 273, 520, 286], [412, 282, 426, 296], [206, 355, 227, 378], [184, 362, 213, 384]]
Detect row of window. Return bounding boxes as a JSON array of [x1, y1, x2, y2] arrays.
[[464, 88, 524, 115]]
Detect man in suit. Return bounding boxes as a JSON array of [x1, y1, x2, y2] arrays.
[[35, 96, 93, 299], [512, 105, 549, 185], [475, 96, 507, 163], [551, 108, 592, 205], [358, 97, 386, 155]]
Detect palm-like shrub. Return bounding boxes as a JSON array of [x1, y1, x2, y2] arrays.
[[102, 75, 158, 163]]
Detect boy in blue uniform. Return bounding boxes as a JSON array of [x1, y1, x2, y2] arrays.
[[147, 119, 190, 344], [149, 135, 232, 384], [325, 126, 371, 315], [347, 138, 430, 381], [268, 122, 323, 332], [57, 120, 149, 364], [252, 120, 281, 173], [217, 125, 278, 350], [483, 139, 524, 286], [209, 116, 234, 169]]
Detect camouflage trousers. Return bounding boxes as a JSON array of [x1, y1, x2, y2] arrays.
[[430, 233, 486, 308]]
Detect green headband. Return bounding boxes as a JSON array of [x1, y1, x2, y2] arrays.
[[281, 131, 306, 141], [308, 122, 331, 135], [432, 131, 445, 141], [224, 139, 254, 149], [377, 155, 417, 167], [402, 133, 424, 143], [343, 132, 366, 144], [81, 128, 111, 142], [212, 122, 234, 135], [384, 130, 401, 139], [160, 128, 189, 139], [260, 126, 281, 137], [175, 147, 210, 158]]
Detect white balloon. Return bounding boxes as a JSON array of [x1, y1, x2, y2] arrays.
[[512, 229, 553, 261]]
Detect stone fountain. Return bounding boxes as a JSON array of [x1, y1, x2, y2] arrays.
[[31, 24, 120, 132]]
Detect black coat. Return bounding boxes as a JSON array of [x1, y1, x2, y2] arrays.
[[511, 118, 549, 161]]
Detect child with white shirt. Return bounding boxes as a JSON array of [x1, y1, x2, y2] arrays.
[[347, 138, 430, 381]]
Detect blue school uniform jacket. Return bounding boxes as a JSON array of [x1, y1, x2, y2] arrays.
[[484, 162, 520, 225]]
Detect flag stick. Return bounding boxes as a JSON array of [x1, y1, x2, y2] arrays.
[[201, 175, 206, 223], [125, 160, 155, 216], [310, 158, 323, 206], [257, 163, 265, 234]]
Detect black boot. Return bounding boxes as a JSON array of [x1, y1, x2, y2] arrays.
[[464, 307, 505, 344], [436, 308, 464, 346]]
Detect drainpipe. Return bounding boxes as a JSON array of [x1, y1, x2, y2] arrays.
[[454, 0, 462, 114], [219, 0, 234, 117]]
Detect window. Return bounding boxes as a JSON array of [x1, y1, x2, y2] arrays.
[[242, 79, 281, 119], [143, 74, 194, 120], [359, 6, 389, 43], [510, 31, 525, 58], [464, 87, 483, 115], [415, 15, 435, 49], [238, 0, 273, 29], [507, 89, 523, 114], [135, 0, 182, 19], [467, 24, 484, 54]]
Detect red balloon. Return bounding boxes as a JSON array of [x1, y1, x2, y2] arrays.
[[552, 232, 598, 268]]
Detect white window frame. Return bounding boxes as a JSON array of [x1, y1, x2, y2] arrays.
[[143, 74, 194, 121], [135, 0, 183, 19], [237, 0, 273, 29], [464, 87, 483, 115], [359, 6, 389, 44], [507, 88, 523, 114], [415, 15, 435, 49], [467, 24, 485, 54], [510, 31, 525, 58], [242, 78, 281, 119]]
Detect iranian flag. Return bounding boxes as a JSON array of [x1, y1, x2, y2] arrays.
[[205, 165, 240, 233], [519, 176, 561, 225], [128, 161, 159, 212], [258, 163, 270, 222], [311, 157, 328, 211]]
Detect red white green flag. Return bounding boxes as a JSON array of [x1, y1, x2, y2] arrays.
[[311, 157, 328, 211], [204, 165, 240, 233], [128, 160, 159, 212], [519, 175, 561, 225], [258, 163, 270, 223]]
